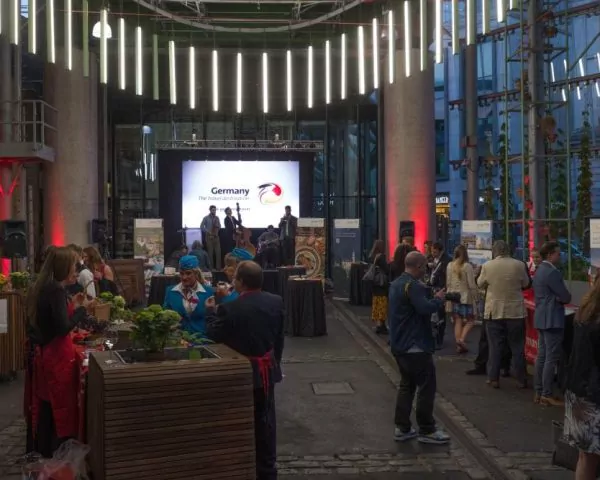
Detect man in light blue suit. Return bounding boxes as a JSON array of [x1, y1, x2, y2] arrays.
[[532, 241, 572, 406]]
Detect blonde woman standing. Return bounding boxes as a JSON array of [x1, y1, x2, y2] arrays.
[[446, 245, 478, 353]]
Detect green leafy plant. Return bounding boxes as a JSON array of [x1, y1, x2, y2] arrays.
[[99, 292, 133, 322], [497, 120, 514, 239], [547, 127, 568, 239], [10, 271, 30, 290], [576, 109, 593, 238], [130, 305, 182, 353]]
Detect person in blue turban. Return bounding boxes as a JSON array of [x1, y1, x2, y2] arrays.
[[163, 255, 215, 335], [231, 247, 254, 261]]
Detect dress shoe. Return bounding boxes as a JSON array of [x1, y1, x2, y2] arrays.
[[466, 367, 486, 376], [486, 380, 500, 389], [540, 396, 564, 407], [533, 394, 541, 404]]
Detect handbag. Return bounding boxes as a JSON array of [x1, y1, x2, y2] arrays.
[[362, 256, 388, 288]]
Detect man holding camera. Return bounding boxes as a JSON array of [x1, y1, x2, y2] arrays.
[[389, 251, 450, 445]]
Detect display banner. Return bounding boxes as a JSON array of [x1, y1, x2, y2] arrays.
[[332, 219, 361, 297], [460, 220, 493, 265], [295, 218, 326, 280], [134, 219, 165, 266]]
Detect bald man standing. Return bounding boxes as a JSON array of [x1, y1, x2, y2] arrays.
[[388, 251, 450, 445]]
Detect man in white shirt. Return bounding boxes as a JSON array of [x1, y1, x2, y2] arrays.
[[68, 244, 96, 298]]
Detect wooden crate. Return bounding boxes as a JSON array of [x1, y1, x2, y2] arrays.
[[107, 259, 145, 306], [87, 344, 256, 480], [0, 292, 26, 378]]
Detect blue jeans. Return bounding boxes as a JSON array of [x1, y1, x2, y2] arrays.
[[534, 328, 564, 397]]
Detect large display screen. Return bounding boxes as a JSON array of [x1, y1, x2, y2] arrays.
[[182, 160, 300, 228]]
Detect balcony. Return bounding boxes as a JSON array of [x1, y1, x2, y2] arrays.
[[0, 100, 56, 162], [156, 139, 324, 152]]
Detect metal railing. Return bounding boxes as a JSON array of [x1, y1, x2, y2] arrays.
[[156, 138, 324, 152], [0, 100, 57, 147]]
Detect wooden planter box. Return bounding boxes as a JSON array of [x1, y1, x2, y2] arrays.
[[0, 292, 26, 379], [87, 345, 256, 480]]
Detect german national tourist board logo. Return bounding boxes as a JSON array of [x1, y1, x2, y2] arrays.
[[258, 183, 284, 205]]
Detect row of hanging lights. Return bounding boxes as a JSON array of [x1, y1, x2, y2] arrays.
[[0, 0, 544, 113]]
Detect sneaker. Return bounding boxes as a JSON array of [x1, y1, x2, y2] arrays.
[[418, 429, 451, 445], [394, 427, 417, 442]]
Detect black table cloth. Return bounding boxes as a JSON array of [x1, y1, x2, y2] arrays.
[[148, 275, 180, 305], [277, 266, 307, 302], [284, 279, 327, 337], [262, 270, 278, 295], [349, 263, 372, 306]]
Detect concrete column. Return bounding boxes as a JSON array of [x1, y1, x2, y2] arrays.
[[464, 44, 479, 220], [528, 0, 546, 247], [0, 0, 12, 144], [43, 48, 99, 246], [384, 48, 436, 255]]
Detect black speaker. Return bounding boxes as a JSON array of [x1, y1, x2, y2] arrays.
[[399, 221, 416, 240], [90, 219, 108, 244], [0, 220, 27, 258]]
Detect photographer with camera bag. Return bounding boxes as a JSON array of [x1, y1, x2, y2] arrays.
[[388, 251, 451, 445]]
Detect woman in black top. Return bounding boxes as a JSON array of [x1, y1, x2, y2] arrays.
[[563, 276, 600, 479], [368, 240, 390, 335], [389, 243, 413, 282], [25, 247, 89, 457]]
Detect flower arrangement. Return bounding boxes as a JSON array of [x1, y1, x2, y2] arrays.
[[98, 292, 134, 322], [130, 305, 182, 353], [10, 271, 30, 291], [0, 273, 7, 292]]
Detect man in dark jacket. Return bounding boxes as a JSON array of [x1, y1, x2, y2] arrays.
[[389, 251, 450, 445], [427, 242, 450, 348], [205, 261, 284, 480]]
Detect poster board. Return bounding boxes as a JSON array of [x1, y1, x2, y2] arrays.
[[332, 219, 361, 297], [295, 218, 326, 280], [461, 220, 493, 265], [133, 219, 165, 266]]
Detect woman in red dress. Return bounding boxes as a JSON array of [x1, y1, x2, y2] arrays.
[[25, 246, 89, 457]]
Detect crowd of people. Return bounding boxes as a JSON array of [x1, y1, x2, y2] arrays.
[[366, 236, 600, 479]]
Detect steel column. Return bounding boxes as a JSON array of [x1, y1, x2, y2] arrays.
[[464, 44, 479, 221]]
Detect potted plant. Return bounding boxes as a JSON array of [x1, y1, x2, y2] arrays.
[[0, 273, 7, 292], [10, 271, 30, 291], [98, 292, 133, 323], [130, 305, 182, 358]]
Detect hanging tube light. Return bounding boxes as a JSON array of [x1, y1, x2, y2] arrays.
[[236, 52, 243, 114], [168, 40, 176, 104], [341, 33, 347, 99], [152, 34, 159, 100], [482, 0, 490, 35], [99, 8, 108, 81], [596, 53, 600, 98], [189, 46, 195, 109], [358, 26, 365, 94], [262, 51, 269, 114], [372, 18, 379, 88], [403, 1, 411, 78], [286, 49, 293, 111], [135, 26, 143, 95], [435, 0, 442, 63], [82, 0, 89, 76], [497, 0, 505, 23], [48, 0, 56, 63], [419, 0, 427, 71], [388, 9, 394, 84], [28, 0, 36, 53], [212, 50, 219, 112], [325, 41, 331, 104], [11, 0, 19, 45], [308, 45, 314, 108], [451, 0, 459, 55], [466, 0, 476, 45], [65, 0, 73, 69], [118, 18, 125, 89]]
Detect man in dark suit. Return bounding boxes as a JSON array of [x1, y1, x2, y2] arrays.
[[205, 261, 284, 480], [427, 242, 450, 349], [278, 205, 298, 266]]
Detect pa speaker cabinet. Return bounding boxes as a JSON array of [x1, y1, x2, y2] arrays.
[[399, 221, 416, 241], [0, 220, 27, 258], [90, 219, 108, 244]]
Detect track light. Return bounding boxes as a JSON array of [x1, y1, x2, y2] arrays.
[[308, 45, 314, 108], [403, 1, 411, 77], [189, 46, 195, 109], [236, 52, 243, 114], [212, 49, 219, 112], [135, 27, 142, 96], [118, 18, 125, 89], [341, 33, 347, 99], [372, 18, 379, 88], [286, 50, 292, 111], [435, 0, 442, 63], [169, 41, 176, 104], [387, 10, 394, 84], [262, 52, 269, 114]]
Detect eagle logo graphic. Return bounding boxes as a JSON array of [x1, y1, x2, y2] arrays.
[[258, 183, 283, 205]]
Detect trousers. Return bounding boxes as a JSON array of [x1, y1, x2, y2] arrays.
[[474, 319, 511, 371], [534, 328, 564, 397], [281, 238, 295, 266], [394, 352, 437, 435], [205, 236, 221, 269], [254, 386, 277, 480], [486, 319, 526, 383]]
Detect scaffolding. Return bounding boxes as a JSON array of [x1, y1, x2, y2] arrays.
[[499, 0, 600, 280]]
